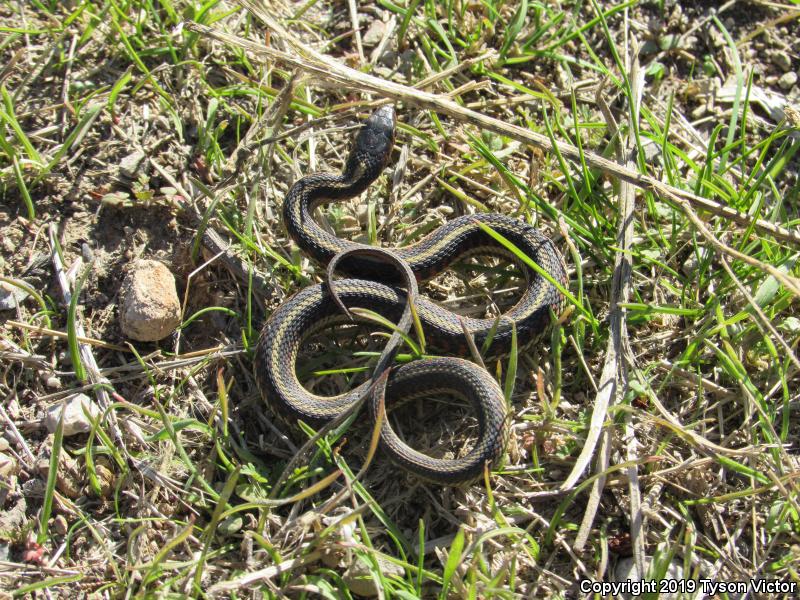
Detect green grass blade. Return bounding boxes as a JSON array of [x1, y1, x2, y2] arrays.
[[67, 264, 93, 383], [439, 526, 465, 599], [38, 401, 65, 544], [502, 319, 518, 404]]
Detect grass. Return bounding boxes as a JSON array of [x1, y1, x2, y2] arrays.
[[1, 0, 800, 597]]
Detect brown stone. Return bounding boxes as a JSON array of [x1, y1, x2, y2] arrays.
[[119, 260, 181, 342]]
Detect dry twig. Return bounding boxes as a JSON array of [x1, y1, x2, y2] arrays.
[[572, 37, 640, 560]]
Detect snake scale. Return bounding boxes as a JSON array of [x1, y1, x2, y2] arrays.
[[254, 105, 567, 484]]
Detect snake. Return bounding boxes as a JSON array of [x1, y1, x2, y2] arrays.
[[254, 105, 567, 484]]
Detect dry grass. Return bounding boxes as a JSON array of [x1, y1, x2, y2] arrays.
[[1, 0, 799, 598]]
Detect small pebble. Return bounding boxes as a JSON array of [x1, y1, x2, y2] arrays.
[[53, 515, 69, 536], [772, 51, 792, 72], [682, 254, 700, 277], [44, 393, 102, 437], [45, 375, 62, 390], [778, 71, 798, 91], [0, 281, 30, 310], [362, 19, 386, 46], [119, 150, 146, 179]]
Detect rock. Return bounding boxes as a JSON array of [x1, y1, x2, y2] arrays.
[[681, 253, 700, 277], [44, 393, 101, 436], [343, 556, 404, 597], [44, 375, 62, 390], [0, 281, 30, 310], [119, 150, 146, 179], [772, 51, 792, 72], [362, 19, 386, 46], [21, 478, 45, 499], [642, 139, 662, 162], [119, 260, 181, 342], [778, 72, 798, 91], [53, 515, 69, 536], [377, 50, 400, 69]]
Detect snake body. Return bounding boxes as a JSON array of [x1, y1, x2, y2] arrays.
[[255, 106, 567, 484]]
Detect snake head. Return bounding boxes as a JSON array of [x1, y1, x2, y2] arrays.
[[365, 105, 396, 142], [344, 105, 397, 183]]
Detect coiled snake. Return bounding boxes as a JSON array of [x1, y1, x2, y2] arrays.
[[254, 106, 567, 484]]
